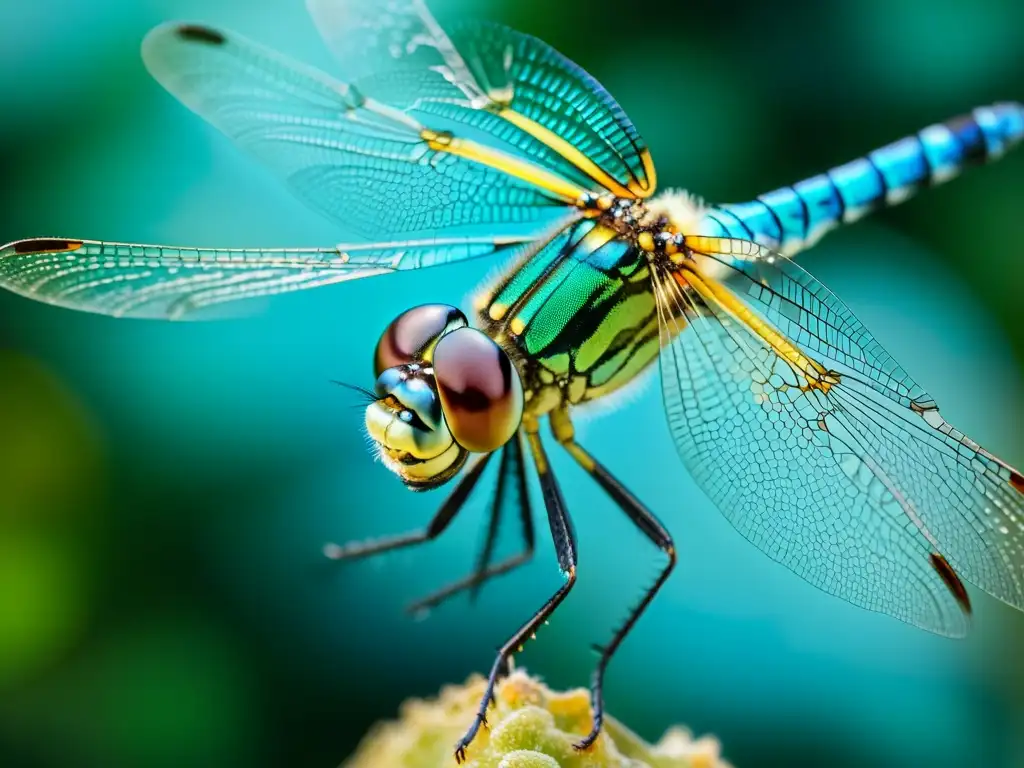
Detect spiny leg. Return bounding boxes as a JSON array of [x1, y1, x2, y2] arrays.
[[551, 408, 676, 752], [454, 420, 578, 764], [407, 436, 535, 614], [324, 452, 494, 563]]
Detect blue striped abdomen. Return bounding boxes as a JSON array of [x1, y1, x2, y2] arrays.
[[700, 102, 1024, 253]]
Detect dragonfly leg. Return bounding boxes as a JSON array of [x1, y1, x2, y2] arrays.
[[323, 452, 494, 563], [454, 420, 578, 764], [467, 436, 534, 604], [550, 408, 676, 752], [407, 436, 535, 614]]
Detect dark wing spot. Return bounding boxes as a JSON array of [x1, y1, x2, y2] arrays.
[[1010, 470, 1024, 495], [930, 553, 972, 616], [176, 24, 226, 45], [10, 239, 83, 256]]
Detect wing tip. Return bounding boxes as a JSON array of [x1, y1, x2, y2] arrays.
[[141, 21, 233, 91], [144, 20, 227, 46], [173, 24, 227, 46], [142, 21, 228, 68], [2, 238, 84, 257]]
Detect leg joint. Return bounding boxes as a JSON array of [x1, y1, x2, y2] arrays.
[[564, 564, 578, 587], [665, 543, 678, 565], [549, 406, 576, 445]]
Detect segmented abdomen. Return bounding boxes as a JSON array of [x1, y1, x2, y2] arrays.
[[701, 102, 1024, 254]]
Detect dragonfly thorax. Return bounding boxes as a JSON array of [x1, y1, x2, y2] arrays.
[[473, 208, 685, 419], [587, 191, 708, 258]]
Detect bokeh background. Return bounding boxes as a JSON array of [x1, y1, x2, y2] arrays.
[[2, 0, 1024, 766]]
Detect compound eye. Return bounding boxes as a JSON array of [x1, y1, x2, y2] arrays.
[[433, 328, 524, 453], [374, 304, 467, 376]]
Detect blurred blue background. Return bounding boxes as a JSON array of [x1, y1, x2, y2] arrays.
[[2, 1, 1024, 766]]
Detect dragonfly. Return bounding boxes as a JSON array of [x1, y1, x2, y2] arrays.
[[3, 0, 1024, 760]]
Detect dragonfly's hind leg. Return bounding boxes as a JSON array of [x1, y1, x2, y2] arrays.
[[551, 407, 676, 752], [454, 418, 578, 764], [323, 452, 494, 563], [407, 435, 536, 615]]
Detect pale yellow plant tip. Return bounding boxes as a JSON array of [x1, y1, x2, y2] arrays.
[[343, 670, 733, 768]]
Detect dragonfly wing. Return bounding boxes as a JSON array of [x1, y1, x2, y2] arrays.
[[653, 236, 1024, 635], [305, 0, 470, 97], [142, 23, 582, 241], [306, 0, 656, 197], [0, 235, 533, 319]]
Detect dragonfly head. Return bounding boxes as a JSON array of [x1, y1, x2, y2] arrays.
[[365, 304, 524, 490]]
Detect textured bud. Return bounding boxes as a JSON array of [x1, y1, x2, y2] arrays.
[[343, 670, 732, 768]]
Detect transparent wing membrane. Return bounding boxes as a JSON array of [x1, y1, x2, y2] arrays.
[[142, 23, 578, 242], [306, 0, 655, 196], [1, 7, 659, 320], [654, 236, 1024, 635], [306, 0, 468, 90], [447, 21, 655, 197], [0, 236, 531, 319]]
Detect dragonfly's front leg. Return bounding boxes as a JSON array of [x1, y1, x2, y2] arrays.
[[550, 407, 677, 752], [323, 453, 493, 562], [454, 418, 578, 764], [407, 436, 536, 615]]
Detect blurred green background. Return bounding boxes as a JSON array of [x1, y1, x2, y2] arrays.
[[2, 0, 1024, 766]]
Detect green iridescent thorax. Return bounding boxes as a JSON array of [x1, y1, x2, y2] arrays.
[[476, 213, 662, 415]]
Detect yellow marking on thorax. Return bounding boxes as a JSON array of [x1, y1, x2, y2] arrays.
[[525, 386, 562, 418], [579, 222, 619, 252], [497, 108, 637, 198], [680, 269, 837, 393], [567, 376, 588, 404], [421, 129, 586, 205]]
